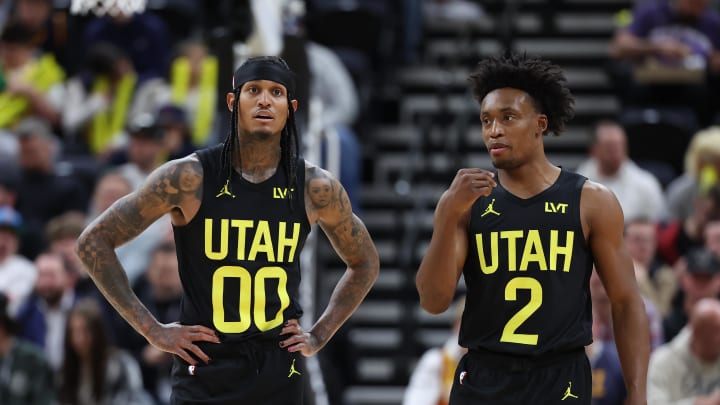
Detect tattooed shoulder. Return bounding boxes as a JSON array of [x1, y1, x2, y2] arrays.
[[143, 156, 204, 208], [305, 164, 349, 212]]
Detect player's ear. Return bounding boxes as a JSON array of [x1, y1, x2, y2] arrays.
[[226, 92, 235, 112], [291, 99, 298, 112], [537, 115, 548, 134]]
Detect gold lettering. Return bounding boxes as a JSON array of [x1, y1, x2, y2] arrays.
[[231, 219, 253, 260], [550, 230, 574, 272], [519, 229, 547, 271], [476, 233, 498, 274], [476, 229, 575, 275], [500, 230, 523, 271], [248, 220, 274, 261], [204, 219, 229, 260], [544, 202, 568, 214], [277, 222, 300, 262]]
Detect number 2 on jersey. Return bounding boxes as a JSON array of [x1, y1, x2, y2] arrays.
[[500, 277, 542, 345], [211, 265, 290, 333]]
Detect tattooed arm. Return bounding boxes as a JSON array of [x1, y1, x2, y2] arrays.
[[75, 157, 219, 365], [281, 163, 379, 356]]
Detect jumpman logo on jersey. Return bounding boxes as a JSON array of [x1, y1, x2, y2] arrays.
[[288, 358, 302, 378], [481, 198, 501, 217], [561, 381, 579, 400], [216, 179, 236, 198]]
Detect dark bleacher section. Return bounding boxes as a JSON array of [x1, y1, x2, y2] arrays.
[[310, 1, 635, 404]]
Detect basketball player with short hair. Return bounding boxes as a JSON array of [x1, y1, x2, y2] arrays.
[[416, 53, 650, 405], [76, 56, 379, 404]]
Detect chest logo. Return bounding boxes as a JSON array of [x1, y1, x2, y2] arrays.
[[481, 198, 501, 217], [273, 187, 294, 199], [544, 202, 568, 214], [216, 180, 236, 198]]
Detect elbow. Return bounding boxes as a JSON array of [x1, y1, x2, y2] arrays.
[[419, 296, 451, 315], [416, 280, 452, 314], [365, 253, 380, 286], [74, 228, 96, 275]]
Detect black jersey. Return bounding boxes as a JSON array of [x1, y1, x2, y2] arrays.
[[172, 145, 310, 343], [460, 169, 593, 355]]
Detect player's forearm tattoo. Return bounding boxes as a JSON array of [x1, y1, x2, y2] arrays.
[[307, 168, 379, 343], [76, 159, 203, 337], [76, 202, 158, 336]]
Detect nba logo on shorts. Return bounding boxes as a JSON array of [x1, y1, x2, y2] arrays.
[[459, 371, 467, 385], [188, 365, 196, 376]]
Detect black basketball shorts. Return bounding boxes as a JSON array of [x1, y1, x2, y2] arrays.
[[449, 348, 591, 405], [170, 339, 305, 405]]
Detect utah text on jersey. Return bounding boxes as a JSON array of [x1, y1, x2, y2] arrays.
[[203, 218, 301, 263], [474, 229, 574, 274]]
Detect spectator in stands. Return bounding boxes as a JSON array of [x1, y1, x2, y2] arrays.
[[44, 212, 96, 298], [587, 307, 626, 405], [154, 104, 195, 161], [0, 291, 54, 405], [0, 20, 65, 130], [665, 126, 720, 221], [62, 42, 170, 159], [14, 117, 88, 259], [648, 297, 720, 403], [168, 39, 218, 147], [58, 298, 153, 405], [608, 0, 720, 128], [403, 296, 467, 405], [113, 241, 182, 405], [625, 218, 677, 316], [12, 0, 71, 73], [0, 206, 36, 318], [109, 113, 167, 191], [16, 251, 78, 371], [663, 247, 720, 342], [85, 171, 170, 284], [82, 7, 171, 81], [576, 120, 668, 222], [657, 183, 720, 265], [591, 268, 664, 350]]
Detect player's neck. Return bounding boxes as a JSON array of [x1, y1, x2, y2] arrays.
[[234, 138, 281, 182], [498, 159, 561, 198]]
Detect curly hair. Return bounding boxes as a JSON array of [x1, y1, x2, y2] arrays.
[[468, 52, 575, 136]]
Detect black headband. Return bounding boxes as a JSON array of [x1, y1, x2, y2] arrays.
[[232, 60, 296, 95]]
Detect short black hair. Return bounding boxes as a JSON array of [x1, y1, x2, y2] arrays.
[[469, 52, 575, 136]]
